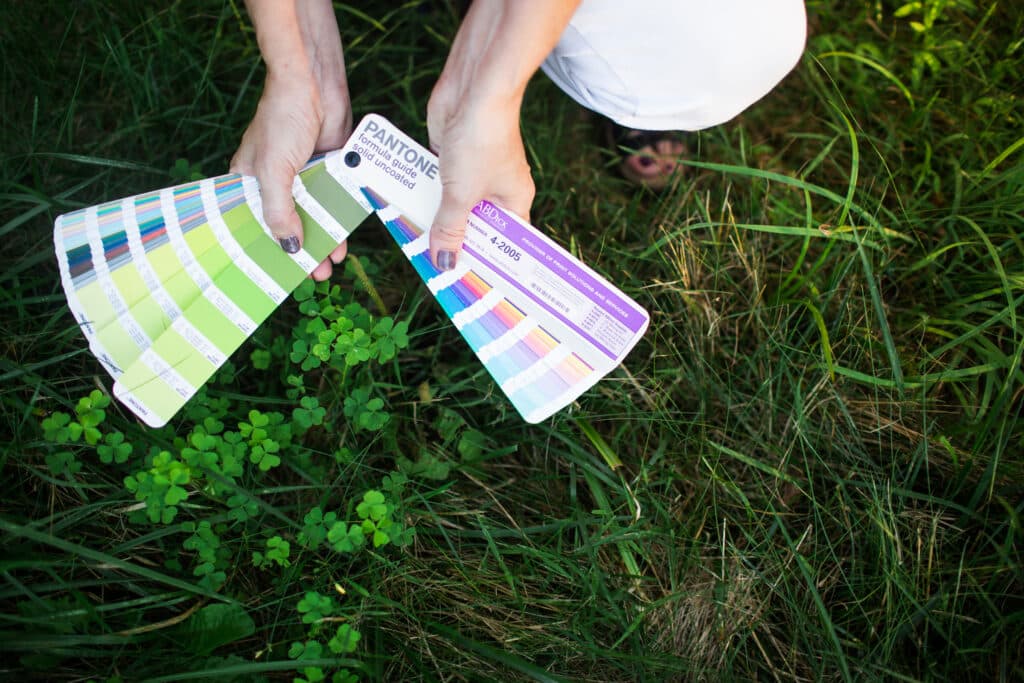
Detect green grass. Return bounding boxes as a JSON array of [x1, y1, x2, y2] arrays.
[[2, 0, 1022, 680]]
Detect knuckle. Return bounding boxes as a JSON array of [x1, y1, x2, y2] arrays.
[[259, 160, 296, 187], [432, 221, 466, 241], [263, 206, 294, 228]]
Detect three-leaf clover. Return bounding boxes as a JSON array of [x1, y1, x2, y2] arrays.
[[327, 624, 361, 654], [253, 535, 291, 569], [372, 317, 410, 362], [296, 591, 335, 624], [293, 396, 327, 431], [299, 506, 338, 549]]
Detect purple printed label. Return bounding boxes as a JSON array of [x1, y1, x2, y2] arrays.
[[464, 200, 648, 361], [470, 200, 647, 334]]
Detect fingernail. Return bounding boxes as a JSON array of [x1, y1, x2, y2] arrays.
[[279, 236, 300, 254], [436, 249, 457, 271]]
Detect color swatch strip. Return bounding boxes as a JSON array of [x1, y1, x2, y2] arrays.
[[365, 187, 597, 423], [55, 151, 371, 427]]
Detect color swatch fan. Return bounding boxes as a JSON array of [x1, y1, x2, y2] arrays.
[[339, 115, 650, 422], [54, 154, 370, 427]]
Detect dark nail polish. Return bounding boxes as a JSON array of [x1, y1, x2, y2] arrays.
[[279, 236, 300, 254], [638, 157, 655, 168], [436, 249, 457, 271]]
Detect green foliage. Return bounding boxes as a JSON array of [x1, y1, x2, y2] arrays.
[[169, 157, 204, 182], [250, 348, 272, 370], [293, 395, 327, 432], [252, 535, 291, 569], [182, 520, 227, 590], [298, 507, 337, 550], [289, 640, 327, 683], [327, 519, 366, 555], [240, 409, 288, 471], [430, 407, 490, 464], [296, 591, 335, 624], [41, 411, 76, 444], [285, 373, 306, 400], [327, 623, 362, 655], [290, 280, 410, 372], [74, 390, 110, 445], [314, 484, 416, 554], [343, 387, 389, 432], [6, 2, 1024, 681], [124, 451, 191, 524], [41, 390, 110, 447], [288, 640, 323, 660], [175, 603, 255, 656], [355, 489, 414, 549], [44, 450, 81, 478], [226, 492, 259, 523], [457, 429, 487, 461], [370, 316, 409, 363], [97, 431, 132, 464], [396, 448, 450, 480]]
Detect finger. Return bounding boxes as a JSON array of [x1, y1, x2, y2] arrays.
[[258, 161, 304, 254], [229, 147, 251, 176], [310, 257, 334, 282], [329, 241, 347, 264], [429, 188, 473, 272]]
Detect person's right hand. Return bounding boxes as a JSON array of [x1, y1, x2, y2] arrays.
[[418, 0, 581, 271], [426, 82, 535, 272], [230, 72, 352, 282]]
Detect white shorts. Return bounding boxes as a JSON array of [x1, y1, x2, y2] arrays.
[[541, 0, 807, 131]]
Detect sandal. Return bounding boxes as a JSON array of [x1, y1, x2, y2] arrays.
[[606, 121, 687, 191]]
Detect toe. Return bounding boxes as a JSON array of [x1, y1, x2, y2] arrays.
[[624, 149, 664, 178], [654, 137, 686, 158]]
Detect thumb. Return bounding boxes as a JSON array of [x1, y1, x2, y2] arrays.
[[429, 187, 474, 272], [258, 163, 304, 254]]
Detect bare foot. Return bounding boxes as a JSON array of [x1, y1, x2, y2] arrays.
[[612, 126, 687, 190]]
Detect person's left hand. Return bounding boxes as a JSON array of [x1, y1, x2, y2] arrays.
[[426, 82, 535, 271], [230, 71, 352, 281]]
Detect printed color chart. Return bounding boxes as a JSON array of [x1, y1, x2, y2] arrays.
[[55, 153, 370, 427], [55, 114, 647, 427], [363, 188, 600, 421], [343, 114, 649, 422]]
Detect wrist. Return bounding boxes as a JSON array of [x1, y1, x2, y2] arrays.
[[469, 91, 524, 134], [264, 56, 315, 87], [433, 59, 526, 120], [264, 69, 323, 124], [246, 0, 305, 68]]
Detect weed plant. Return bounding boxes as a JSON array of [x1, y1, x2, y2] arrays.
[[1, 1, 1021, 681]]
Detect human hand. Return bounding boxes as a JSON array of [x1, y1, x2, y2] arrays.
[[230, 0, 351, 281], [426, 84, 534, 271], [230, 73, 351, 281]]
